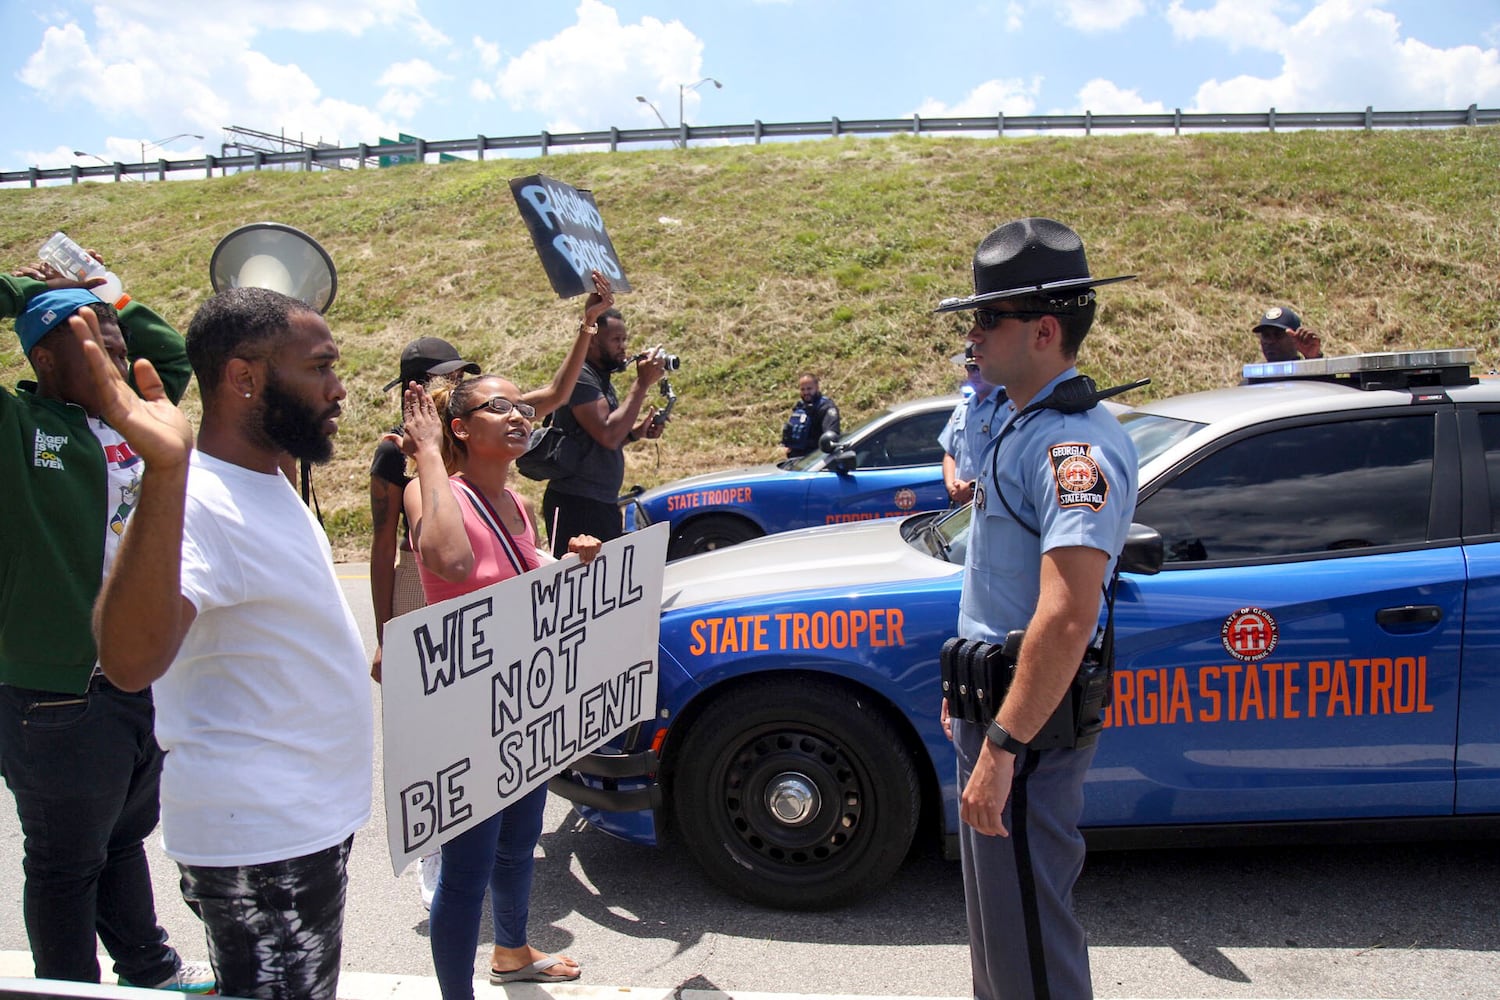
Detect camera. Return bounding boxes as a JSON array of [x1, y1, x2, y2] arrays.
[[631, 350, 682, 371]]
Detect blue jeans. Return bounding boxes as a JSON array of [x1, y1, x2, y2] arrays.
[[177, 836, 353, 1000], [429, 784, 549, 1000], [0, 677, 179, 985]]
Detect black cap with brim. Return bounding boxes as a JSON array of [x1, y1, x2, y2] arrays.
[[382, 357, 481, 392]]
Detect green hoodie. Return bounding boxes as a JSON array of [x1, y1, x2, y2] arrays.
[[0, 275, 191, 693]]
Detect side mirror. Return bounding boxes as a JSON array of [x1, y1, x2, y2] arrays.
[[1118, 522, 1163, 576], [828, 449, 857, 473], [818, 429, 841, 454]]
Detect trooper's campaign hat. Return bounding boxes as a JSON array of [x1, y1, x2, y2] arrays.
[[934, 217, 1134, 313]]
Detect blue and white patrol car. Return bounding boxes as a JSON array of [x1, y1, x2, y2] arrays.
[[624, 396, 960, 559], [555, 350, 1500, 909]]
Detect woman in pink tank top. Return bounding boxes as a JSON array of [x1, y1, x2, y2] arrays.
[[399, 372, 601, 999]]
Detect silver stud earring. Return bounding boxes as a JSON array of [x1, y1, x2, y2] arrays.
[[243, 392, 252, 398]]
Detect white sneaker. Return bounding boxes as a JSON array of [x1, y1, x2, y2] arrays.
[[419, 851, 441, 910], [122, 959, 216, 993]]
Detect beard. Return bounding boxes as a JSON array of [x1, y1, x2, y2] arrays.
[[257, 373, 337, 464]]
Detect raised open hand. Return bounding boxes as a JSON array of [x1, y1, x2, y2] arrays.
[[72, 306, 193, 469], [400, 381, 445, 458], [583, 269, 615, 327]]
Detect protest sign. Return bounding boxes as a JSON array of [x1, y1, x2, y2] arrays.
[[380, 524, 667, 875], [509, 173, 632, 297]]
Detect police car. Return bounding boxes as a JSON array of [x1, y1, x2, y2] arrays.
[[554, 350, 1500, 909], [624, 396, 961, 559]]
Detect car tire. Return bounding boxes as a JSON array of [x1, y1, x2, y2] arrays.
[[668, 514, 761, 559], [671, 677, 921, 909]]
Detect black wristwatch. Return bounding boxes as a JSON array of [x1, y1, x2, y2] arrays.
[[986, 721, 1027, 755]]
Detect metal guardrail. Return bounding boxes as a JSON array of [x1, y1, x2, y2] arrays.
[[6, 105, 1495, 188]]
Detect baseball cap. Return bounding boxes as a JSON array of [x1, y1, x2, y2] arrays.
[[383, 337, 480, 391], [1253, 306, 1301, 334], [15, 288, 101, 354]]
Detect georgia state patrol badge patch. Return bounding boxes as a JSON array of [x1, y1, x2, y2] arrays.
[[1221, 606, 1278, 662], [1050, 442, 1108, 511]]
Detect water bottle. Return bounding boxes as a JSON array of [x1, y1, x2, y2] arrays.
[[37, 232, 131, 308]]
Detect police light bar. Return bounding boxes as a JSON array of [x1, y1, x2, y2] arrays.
[[1243, 349, 1477, 387]]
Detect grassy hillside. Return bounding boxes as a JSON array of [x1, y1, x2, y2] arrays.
[[3, 128, 1497, 558]]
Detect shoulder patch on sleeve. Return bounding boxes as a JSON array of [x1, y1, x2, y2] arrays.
[[1049, 442, 1109, 511]]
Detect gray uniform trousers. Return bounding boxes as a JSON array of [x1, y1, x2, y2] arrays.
[[954, 718, 1096, 1000]]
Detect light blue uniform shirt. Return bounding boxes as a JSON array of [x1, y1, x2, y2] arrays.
[[958, 367, 1139, 643], [938, 386, 1007, 481]]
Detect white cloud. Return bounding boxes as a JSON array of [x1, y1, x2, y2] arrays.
[[95, 0, 448, 44], [470, 79, 496, 102], [1058, 0, 1146, 32], [377, 59, 450, 120], [474, 36, 502, 71], [1073, 79, 1168, 114], [495, 0, 708, 132], [1004, 2, 1024, 33], [913, 77, 1042, 118], [1166, 0, 1296, 51], [15, 1, 411, 151], [1184, 0, 1500, 111]]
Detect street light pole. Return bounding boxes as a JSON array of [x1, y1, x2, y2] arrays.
[[73, 150, 134, 181], [678, 77, 723, 133], [635, 96, 680, 149], [139, 132, 205, 164]]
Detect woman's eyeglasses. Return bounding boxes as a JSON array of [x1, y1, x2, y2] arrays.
[[464, 396, 536, 419]]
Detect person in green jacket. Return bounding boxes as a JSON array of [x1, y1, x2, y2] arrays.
[[0, 262, 212, 992]]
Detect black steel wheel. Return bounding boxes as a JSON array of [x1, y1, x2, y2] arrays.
[[671, 677, 921, 909], [669, 514, 762, 559]]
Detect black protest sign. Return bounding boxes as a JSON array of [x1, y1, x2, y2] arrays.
[[510, 174, 631, 298]]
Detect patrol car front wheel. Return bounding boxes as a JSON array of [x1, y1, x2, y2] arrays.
[[672, 677, 921, 909], [669, 515, 761, 559]]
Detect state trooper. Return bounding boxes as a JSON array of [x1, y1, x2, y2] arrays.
[[939, 347, 1007, 505], [934, 217, 1140, 1000]]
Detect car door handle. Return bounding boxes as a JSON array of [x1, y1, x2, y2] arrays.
[[1376, 605, 1442, 627]]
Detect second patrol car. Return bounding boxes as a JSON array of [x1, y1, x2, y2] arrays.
[[624, 396, 960, 559]]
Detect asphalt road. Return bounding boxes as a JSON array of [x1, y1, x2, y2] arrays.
[[2, 563, 1496, 998]]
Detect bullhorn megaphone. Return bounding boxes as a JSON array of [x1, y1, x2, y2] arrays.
[[209, 222, 337, 314]]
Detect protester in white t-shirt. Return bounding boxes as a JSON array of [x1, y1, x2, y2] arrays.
[[82, 287, 371, 1000]]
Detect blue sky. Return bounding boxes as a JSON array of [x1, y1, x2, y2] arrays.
[[3, 0, 1498, 173]]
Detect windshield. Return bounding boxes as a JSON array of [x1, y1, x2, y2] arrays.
[[784, 448, 826, 471], [900, 412, 1187, 567], [781, 403, 943, 472], [1119, 411, 1207, 467], [903, 504, 973, 565]]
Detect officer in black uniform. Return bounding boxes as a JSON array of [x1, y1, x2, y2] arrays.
[[935, 218, 1140, 1000], [780, 373, 840, 458]]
